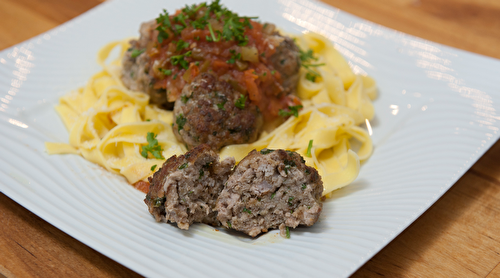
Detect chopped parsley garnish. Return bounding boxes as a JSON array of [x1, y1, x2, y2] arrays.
[[179, 163, 188, 169], [227, 221, 232, 228], [160, 68, 172, 76], [227, 50, 241, 64], [306, 140, 313, 157], [243, 207, 252, 214], [175, 39, 190, 52], [155, 9, 172, 43], [131, 49, 145, 58], [271, 192, 276, 199], [260, 148, 274, 155], [154, 0, 257, 46], [285, 226, 290, 238], [235, 94, 247, 109], [299, 49, 316, 62], [199, 169, 204, 179], [299, 48, 324, 82], [271, 70, 276, 74], [171, 51, 192, 69], [141, 132, 165, 159], [173, 73, 178, 80], [287, 197, 294, 206], [207, 22, 221, 42], [278, 105, 303, 118], [151, 164, 157, 171], [176, 113, 187, 131], [305, 72, 318, 82]]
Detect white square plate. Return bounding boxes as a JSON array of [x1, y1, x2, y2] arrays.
[[1, 0, 499, 277]]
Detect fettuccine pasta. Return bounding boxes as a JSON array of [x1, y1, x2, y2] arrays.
[[46, 32, 376, 196]]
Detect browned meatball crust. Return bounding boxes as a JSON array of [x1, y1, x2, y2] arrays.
[[269, 36, 301, 95], [173, 73, 263, 151], [121, 20, 172, 108], [215, 149, 323, 237], [144, 144, 235, 229]]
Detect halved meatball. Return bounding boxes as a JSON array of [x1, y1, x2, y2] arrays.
[[173, 73, 263, 151], [215, 149, 323, 237], [144, 144, 235, 229]]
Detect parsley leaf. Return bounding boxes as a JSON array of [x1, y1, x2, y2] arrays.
[[235, 94, 247, 109], [227, 50, 241, 64], [175, 39, 190, 52], [179, 163, 188, 169], [306, 139, 313, 157], [285, 226, 290, 238], [131, 49, 145, 58], [141, 132, 165, 159], [278, 105, 303, 118], [151, 164, 157, 171], [242, 207, 252, 214], [299, 48, 325, 82], [160, 68, 172, 76], [171, 51, 192, 70]]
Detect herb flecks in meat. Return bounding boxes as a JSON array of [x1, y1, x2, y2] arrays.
[[176, 113, 187, 131]]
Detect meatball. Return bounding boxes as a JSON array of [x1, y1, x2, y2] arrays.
[[215, 149, 323, 237], [121, 20, 172, 108], [173, 73, 263, 151], [269, 36, 301, 95], [144, 144, 235, 229]]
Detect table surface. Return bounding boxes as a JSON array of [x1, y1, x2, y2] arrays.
[[1, 0, 500, 277]]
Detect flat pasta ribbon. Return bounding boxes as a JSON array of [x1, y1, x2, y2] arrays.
[[47, 33, 376, 196]]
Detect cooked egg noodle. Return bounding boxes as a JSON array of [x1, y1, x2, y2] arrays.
[[47, 33, 376, 196]]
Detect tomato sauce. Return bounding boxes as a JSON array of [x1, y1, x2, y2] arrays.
[[144, 5, 300, 120]]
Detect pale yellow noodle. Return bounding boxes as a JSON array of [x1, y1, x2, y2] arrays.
[[47, 32, 376, 196]]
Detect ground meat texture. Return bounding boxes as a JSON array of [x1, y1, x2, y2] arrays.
[[144, 144, 235, 229], [268, 36, 301, 95], [173, 73, 263, 151], [121, 20, 172, 108], [215, 149, 323, 237]]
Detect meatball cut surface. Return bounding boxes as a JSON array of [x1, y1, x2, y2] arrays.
[[145, 144, 235, 229], [215, 149, 323, 237], [173, 73, 263, 151]]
